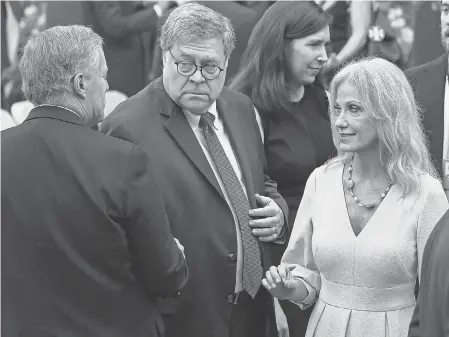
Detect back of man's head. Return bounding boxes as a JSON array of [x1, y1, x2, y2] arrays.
[[19, 25, 103, 106]]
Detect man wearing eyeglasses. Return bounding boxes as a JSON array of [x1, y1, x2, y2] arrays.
[[101, 3, 288, 337]]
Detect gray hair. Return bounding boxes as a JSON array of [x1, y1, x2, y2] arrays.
[[160, 3, 236, 59], [19, 25, 103, 105], [327, 57, 438, 197]]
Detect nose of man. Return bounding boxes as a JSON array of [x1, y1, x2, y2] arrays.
[[189, 68, 206, 83]]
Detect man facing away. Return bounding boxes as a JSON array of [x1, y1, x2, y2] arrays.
[[1, 25, 188, 337], [101, 3, 289, 337]]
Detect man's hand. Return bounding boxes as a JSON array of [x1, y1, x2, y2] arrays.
[[248, 194, 284, 242]]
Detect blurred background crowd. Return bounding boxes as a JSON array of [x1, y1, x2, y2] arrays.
[[0, 1, 444, 124]]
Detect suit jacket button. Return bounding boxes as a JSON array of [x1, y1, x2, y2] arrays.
[[228, 253, 237, 261], [226, 294, 235, 303]]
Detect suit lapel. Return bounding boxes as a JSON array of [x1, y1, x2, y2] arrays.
[[218, 96, 257, 209], [163, 104, 225, 200]]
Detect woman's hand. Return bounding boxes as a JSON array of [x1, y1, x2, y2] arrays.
[[262, 264, 301, 300]]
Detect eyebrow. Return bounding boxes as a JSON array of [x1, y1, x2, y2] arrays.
[[335, 100, 362, 105], [176, 53, 219, 64], [308, 38, 330, 44]]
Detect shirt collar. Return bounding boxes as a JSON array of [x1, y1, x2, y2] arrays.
[[35, 104, 82, 119], [183, 101, 219, 129]]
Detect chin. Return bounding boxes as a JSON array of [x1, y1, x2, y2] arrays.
[[338, 143, 358, 153], [182, 100, 211, 114]]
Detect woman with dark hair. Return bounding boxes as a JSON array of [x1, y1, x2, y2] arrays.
[[230, 2, 336, 336]]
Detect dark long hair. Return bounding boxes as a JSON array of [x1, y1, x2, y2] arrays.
[[229, 1, 331, 114]]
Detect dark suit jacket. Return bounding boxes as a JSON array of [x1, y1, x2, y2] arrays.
[[100, 77, 288, 337], [408, 210, 449, 337], [84, 1, 158, 97], [405, 53, 446, 177], [1, 106, 188, 337]]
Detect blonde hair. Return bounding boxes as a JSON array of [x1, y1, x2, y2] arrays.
[[327, 57, 438, 197]]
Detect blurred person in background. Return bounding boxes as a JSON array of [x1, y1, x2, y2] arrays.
[[230, 2, 336, 336], [1, 25, 188, 337], [264, 58, 448, 337], [1, 1, 47, 111], [319, 0, 372, 83], [408, 1, 444, 68], [405, 0, 449, 200], [84, 1, 174, 97]]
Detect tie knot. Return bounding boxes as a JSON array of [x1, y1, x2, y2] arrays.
[[199, 111, 216, 129]]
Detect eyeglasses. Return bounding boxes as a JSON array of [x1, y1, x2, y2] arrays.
[[168, 49, 224, 80]]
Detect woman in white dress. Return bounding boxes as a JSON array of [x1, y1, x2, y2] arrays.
[[262, 58, 449, 337]]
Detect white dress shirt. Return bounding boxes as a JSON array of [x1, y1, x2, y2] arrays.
[[184, 102, 249, 292]]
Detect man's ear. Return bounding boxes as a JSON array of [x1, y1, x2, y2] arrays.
[[72, 73, 87, 98]]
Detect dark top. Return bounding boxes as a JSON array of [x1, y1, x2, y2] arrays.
[[260, 84, 335, 240], [1, 105, 188, 337], [408, 210, 449, 337]]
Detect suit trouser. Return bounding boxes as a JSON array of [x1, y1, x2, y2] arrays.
[[229, 289, 277, 337]]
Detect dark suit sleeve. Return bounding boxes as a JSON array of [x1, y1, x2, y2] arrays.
[[408, 297, 421, 337], [100, 115, 135, 143], [92, 2, 158, 39], [123, 145, 188, 297]]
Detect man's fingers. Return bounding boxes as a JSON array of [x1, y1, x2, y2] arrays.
[[249, 206, 276, 218], [258, 234, 278, 242], [249, 217, 276, 228], [251, 226, 276, 236], [254, 193, 271, 205]]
